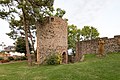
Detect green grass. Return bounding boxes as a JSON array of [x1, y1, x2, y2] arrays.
[[0, 53, 120, 80]]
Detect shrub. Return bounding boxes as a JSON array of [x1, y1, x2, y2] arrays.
[[20, 56, 27, 60], [46, 54, 59, 65], [0, 57, 4, 60], [57, 53, 62, 64], [8, 56, 14, 61], [0, 60, 9, 63], [14, 57, 21, 61]]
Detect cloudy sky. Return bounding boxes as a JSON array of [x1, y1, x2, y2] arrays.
[[54, 0, 120, 37], [0, 0, 120, 48]]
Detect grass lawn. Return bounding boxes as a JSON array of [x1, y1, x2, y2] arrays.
[[0, 53, 120, 80]]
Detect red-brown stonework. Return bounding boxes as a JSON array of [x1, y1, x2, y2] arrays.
[[37, 17, 68, 64]]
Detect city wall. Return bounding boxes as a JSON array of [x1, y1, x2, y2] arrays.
[[76, 35, 120, 55]]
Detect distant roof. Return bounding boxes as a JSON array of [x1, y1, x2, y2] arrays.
[[4, 46, 15, 52]]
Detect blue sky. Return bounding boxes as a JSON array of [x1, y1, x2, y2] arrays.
[[0, 0, 120, 48]]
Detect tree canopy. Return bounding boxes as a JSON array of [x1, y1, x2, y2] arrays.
[[68, 25, 81, 50], [15, 37, 32, 56], [81, 26, 99, 40], [68, 25, 100, 51]]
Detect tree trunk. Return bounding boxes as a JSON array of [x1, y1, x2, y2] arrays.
[[36, 22, 41, 64], [28, 28, 36, 61], [22, 8, 32, 66]]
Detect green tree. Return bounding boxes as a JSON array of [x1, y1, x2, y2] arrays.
[[55, 8, 66, 18], [15, 37, 32, 56], [0, 0, 33, 66], [0, 0, 66, 65], [81, 26, 99, 40], [68, 25, 81, 51], [81, 26, 91, 40], [90, 26, 99, 39]]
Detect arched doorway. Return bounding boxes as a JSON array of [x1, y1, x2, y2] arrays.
[[62, 52, 66, 63]]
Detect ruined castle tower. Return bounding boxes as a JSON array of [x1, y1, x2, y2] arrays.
[[37, 17, 68, 64]]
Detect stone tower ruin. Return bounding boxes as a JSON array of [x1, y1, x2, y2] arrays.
[[37, 16, 68, 64]]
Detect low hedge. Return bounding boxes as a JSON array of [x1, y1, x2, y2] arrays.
[[0, 57, 4, 60], [0, 60, 9, 63], [8, 56, 14, 61]]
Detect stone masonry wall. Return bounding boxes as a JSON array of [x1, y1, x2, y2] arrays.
[[76, 35, 120, 55], [38, 17, 68, 64]]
